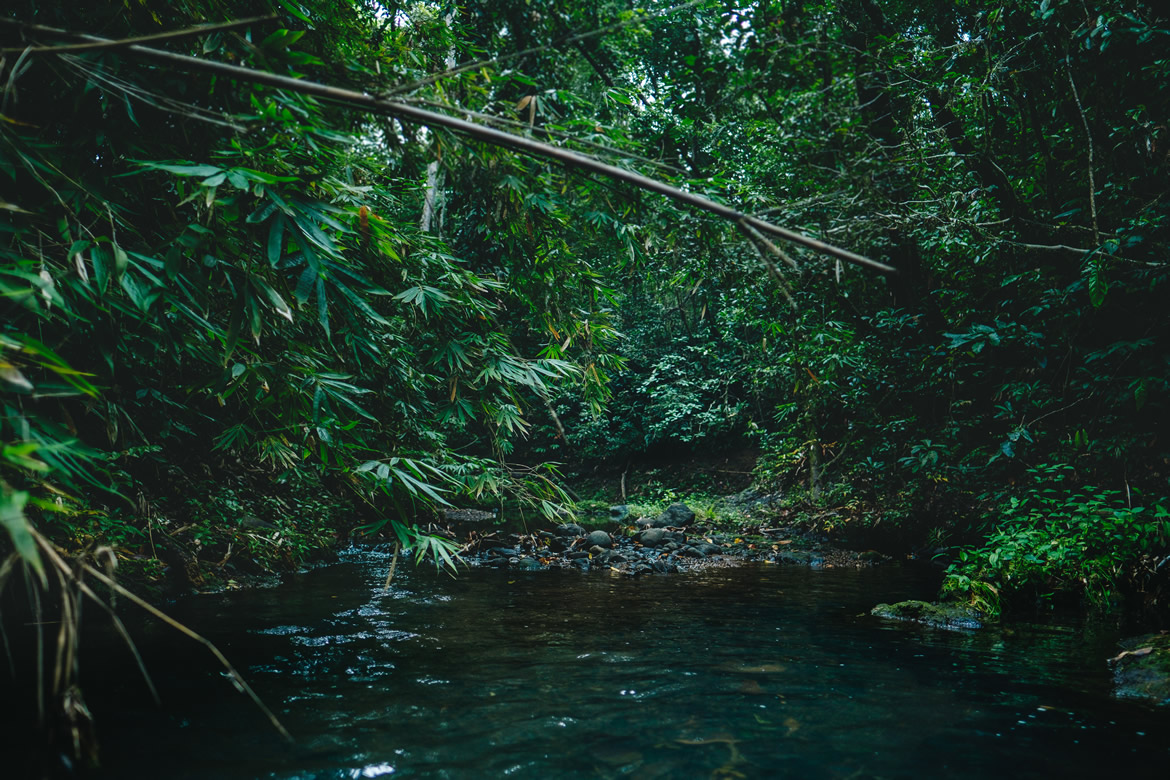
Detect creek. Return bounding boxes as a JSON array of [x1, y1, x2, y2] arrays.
[[70, 548, 1170, 777]]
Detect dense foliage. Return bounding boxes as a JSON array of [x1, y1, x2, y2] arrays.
[[2, 0, 1169, 619]]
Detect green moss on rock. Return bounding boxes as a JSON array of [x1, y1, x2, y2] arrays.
[[871, 600, 984, 630], [1111, 632, 1170, 707]]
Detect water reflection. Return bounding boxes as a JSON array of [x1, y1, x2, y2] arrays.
[[84, 549, 1170, 779]]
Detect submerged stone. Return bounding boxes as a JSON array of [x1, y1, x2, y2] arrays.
[[870, 600, 984, 630], [1111, 632, 1170, 707]]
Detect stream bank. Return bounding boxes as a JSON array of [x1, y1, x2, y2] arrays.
[[457, 499, 892, 575]]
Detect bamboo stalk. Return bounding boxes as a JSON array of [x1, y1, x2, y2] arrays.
[[2, 19, 896, 275]]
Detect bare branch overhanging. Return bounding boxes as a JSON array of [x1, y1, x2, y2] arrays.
[[2, 19, 896, 275]]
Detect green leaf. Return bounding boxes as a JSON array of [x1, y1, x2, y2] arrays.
[[1134, 378, 1148, 411], [1083, 255, 1107, 308], [251, 278, 294, 322], [137, 161, 223, 177], [267, 214, 286, 266], [295, 264, 316, 304], [91, 244, 110, 293], [247, 201, 279, 225], [1, 490, 46, 588], [275, 0, 313, 25], [112, 243, 129, 282], [316, 276, 330, 337]]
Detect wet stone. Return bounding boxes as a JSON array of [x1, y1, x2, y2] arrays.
[[461, 489, 895, 575], [1111, 633, 1170, 707], [658, 502, 696, 527], [586, 530, 613, 548], [639, 528, 668, 547], [870, 600, 984, 630]]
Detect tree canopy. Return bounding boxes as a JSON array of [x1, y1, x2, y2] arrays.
[[2, 0, 1169, 614]]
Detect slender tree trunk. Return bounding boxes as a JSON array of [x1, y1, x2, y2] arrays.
[[421, 22, 456, 235], [420, 158, 444, 234]]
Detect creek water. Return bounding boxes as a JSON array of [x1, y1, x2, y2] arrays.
[[69, 548, 1170, 778]]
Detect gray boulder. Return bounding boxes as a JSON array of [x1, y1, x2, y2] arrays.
[[638, 528, 668, 547], [609, 505, 630, 523], [556, 523, 586, 537], [586, 530, 613, 548], [774, 550, 815, 565], [654, 502, 696, 528], [694, 542, 722, 557]]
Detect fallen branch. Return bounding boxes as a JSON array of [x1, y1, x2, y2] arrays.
[[2, 18, 895, 275]]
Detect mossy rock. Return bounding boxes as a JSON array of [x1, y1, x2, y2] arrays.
[[871, 600, 984, 630], [1111, 632, 1170, 707]]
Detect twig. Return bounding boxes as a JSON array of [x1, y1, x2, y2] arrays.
[[1065, 54, 1100, 244], [33, 539, 161, 705], [25, 532, 294, 742], [0, 554, 16, 678], [737, 218, 801, 271], [0, 15, 276, 55], [737, 219, 799, 310], [382, 542, 401, 592], [83, 561, 292, 741], [31, 567, 44, 724], [1002, 240, 1160, 267]]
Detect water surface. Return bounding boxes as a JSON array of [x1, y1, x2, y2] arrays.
[[86, 549, 1170, 778]]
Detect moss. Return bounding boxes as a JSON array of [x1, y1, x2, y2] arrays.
[[1111, 632, 1170, 707], [871, 600, 984, 630]]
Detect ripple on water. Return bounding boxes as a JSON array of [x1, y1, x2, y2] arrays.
[[83, 560, 1170, 780], [253, 624, 310, 636]]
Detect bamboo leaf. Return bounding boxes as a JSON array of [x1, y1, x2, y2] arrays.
[[1083, 254, 1107, 308], [316, 276, 330, 337], [275, 0, 313, 25], [251, 278, 293, 322], [267, 214, 286, 267], [0, 490, 46, 588]]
